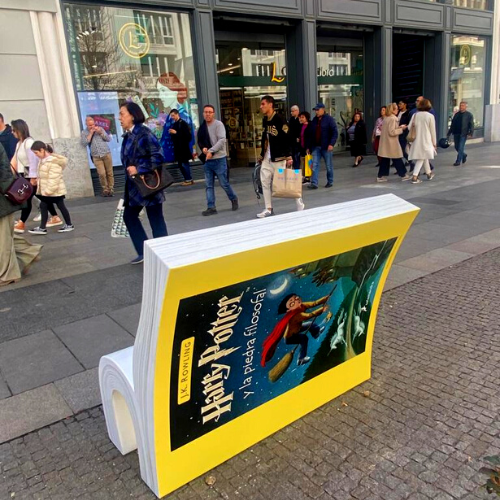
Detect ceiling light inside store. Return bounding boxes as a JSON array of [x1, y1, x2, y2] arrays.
[[228, 63, 233, 66]]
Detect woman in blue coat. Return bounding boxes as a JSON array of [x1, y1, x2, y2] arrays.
[[119, 102, 168, 264]]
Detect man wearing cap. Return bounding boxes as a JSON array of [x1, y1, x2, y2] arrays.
[[289, 105, 302, 170], [307, 103, 338, 189]]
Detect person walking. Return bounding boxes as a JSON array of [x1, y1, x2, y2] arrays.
[[377, 103, 410, 182], [397, 100, 411, 164], [448, 101, 474, 166], [0, 143, 42, 287], [28, 142, 74, 235], [168, 109, 195, 186], [372, 106, 386, 166], [197, 105, 238, 216], [347, 112, 367, 167], [80, 116, 114, 197], [289, 105, 302, 170], [256, 95, 304, 218], [407, 99, 437, 184], [119, 102, 168, 264], [298, 111, 313, 183], [11, 120, 60, 233], [307, 103, 338, 189], [0, 113, 18, 161]]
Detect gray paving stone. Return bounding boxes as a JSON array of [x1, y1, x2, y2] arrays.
[[0, 330, 83, 394], [54, 368, 101, 414], [384, 265, 428, 291], [397, 248, 474, 273], [107, 302, 142, 337], [0, 384, 72, 443], [53, 315, 134, 369], [0, 377, 11, 399]]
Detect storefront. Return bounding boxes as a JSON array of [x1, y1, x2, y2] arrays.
[[449, 35, 487, 135], [63, 3, 199, 168]]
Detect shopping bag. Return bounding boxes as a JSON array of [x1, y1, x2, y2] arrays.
[[304, 154, 313, 177], [272, 167, 302, 199], [111, 199, 129, 238]]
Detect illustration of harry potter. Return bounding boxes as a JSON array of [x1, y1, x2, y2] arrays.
[[261, 294, 329, 367]]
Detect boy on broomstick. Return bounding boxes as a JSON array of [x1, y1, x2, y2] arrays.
[[261, 293, 329, 367]]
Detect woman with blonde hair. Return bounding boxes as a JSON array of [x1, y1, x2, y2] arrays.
[[376, 103, 410, 182], [407, 98, 436, 184]]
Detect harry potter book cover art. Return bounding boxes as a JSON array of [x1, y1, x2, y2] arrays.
[[169, 238, 395, 451]]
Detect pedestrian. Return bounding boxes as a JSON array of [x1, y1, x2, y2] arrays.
[[28, 142, 74, 235], [256, 95, 304, 218], [409, 96, 436, 173], [168, 109, 195, 186], [0, 143, 42, 286], [11, 119, 60, 233], [289, 105, 302, 170], [347, 112, 367, 167], [407, 98, 436, 184], [298, 111, 313, 183], [197, 105, 238, 216], [80, 116, 114, 197], [308, 103, 338, 189], [448, 101, 474, 166], [397, 100, 411, 164], [376, 103, 410, 182], [0, 113, 18, 161], [372, 106, 386, 166], [119, 102, 168, 264]]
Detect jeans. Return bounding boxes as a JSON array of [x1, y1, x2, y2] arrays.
[[178, 160, 192, 181], [311, 147, 333, 186], [292, 148, 301, 170], [204, 157, 237, 209], [123, 203, 168, 257], [454, 134, 467, 163], [378, 157, 407, 178], [399, 135, 408, 161]]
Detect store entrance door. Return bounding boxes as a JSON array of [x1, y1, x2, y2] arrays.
[[215, 31, 288, 167]]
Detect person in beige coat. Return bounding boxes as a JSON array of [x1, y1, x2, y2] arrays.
[[408, 98, 436, 184], [28, 141, 74, 235], [377, 103, 410, 182]]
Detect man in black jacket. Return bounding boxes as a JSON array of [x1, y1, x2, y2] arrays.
[[0, 114, 18, 161], [168, 109, 195, 185], [257, 95, 304, 218], [397, 100, 411, 164], [289, 105, 302, 169], [448, 101, 474, 166]]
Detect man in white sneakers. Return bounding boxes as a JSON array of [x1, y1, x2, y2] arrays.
[[257, 95, 304, 218]]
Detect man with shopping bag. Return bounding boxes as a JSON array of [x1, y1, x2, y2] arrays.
[[257, 96, 305, 218]]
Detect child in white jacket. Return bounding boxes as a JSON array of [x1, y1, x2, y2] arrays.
[[28, 141, 74, 234]]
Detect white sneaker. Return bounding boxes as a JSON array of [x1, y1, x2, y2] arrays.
[[296, 198, 305, 211], [33, 213, 42, 222], [376, 177, 388, 183], [256, 209, 274, 219]]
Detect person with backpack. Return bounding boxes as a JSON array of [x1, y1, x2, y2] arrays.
[[119, 102, 168, 264], [0, 143, 42, 286], [81, 116, 114, 196], [28, 142, 74, 235]]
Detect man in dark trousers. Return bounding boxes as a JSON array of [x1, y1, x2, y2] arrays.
[[0, 113, 18, 161], [397, 100, 411, 164], [289, 105, 302, 170], [168, 109, 195, 186], [307, 103, 338, 189], [448, 101, 474, 166]]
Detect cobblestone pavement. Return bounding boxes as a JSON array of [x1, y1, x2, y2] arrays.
[[1, 249, 499, 500]]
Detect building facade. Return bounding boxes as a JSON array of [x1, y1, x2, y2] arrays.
[[0, 0, 497, 196]]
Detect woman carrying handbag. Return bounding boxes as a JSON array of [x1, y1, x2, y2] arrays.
[[119, 102, 168, 264], [0, 143, 42, 287]]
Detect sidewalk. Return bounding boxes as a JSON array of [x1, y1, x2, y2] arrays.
[[0, 248, 498, 499], [1, 143, 500, 443]]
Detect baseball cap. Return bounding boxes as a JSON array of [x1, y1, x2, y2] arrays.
[[313, 103, 325, 110]]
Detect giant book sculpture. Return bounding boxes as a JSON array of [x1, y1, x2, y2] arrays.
[[99, 194, 419, 498]]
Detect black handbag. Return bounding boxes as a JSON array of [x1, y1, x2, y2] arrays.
[[128, 130, 174, 198], [130, 164, 174, 198]]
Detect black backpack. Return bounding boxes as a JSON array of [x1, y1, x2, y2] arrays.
[[252, 162, 263, 199]]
